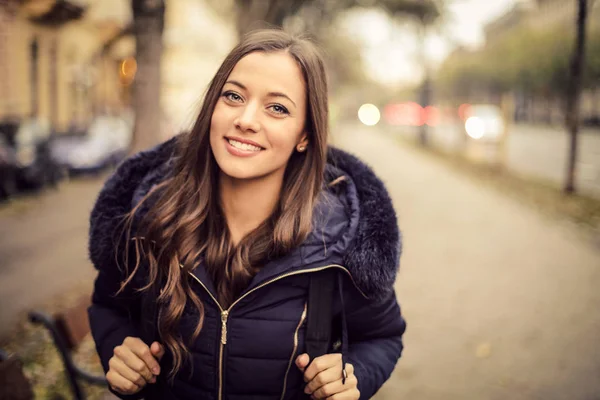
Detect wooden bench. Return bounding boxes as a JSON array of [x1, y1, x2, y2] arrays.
[[28, 295, 108, 400]]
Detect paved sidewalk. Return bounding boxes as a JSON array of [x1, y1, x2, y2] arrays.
[[333, 123, 600, 400], [0, 178, 102, 338]]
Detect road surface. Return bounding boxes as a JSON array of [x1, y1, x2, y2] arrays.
[[400, 122, 600, 197]]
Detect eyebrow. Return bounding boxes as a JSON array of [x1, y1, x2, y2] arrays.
[[225, 80, 297, 108]]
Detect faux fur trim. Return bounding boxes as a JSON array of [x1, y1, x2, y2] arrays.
[[328, 147, 401, 299], [88, 137, 401, 299]]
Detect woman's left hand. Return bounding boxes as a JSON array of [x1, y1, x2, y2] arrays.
[[295, 353, 360, 400]]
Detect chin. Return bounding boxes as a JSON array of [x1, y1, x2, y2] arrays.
[[220, 166, 259, 180], [217, 159, 286, 182], [215, 157, 260, 180]]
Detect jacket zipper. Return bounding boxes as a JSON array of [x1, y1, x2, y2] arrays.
[[184, 274, 227, 400], [219, 309, 228, 400], [185, 264, 367, 400], [280, 303, 307, 400]]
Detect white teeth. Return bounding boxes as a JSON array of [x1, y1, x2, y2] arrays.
[[228, 139, 262, 152]]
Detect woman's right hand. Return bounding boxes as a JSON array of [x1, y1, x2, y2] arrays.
[[107, 337, 165, 395]]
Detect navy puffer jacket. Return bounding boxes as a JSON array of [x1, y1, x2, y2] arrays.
[[88, 137, 406, 400]]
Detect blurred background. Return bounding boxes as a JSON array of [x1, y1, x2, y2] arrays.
[[0, 0, 599, 399]]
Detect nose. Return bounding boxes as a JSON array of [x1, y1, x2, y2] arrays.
[[234, 102, 261, 133]]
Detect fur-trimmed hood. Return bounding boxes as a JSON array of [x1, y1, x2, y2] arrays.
[[88, 137, 401, 300]]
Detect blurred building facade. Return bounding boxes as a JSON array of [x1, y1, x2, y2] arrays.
[[0, 0, 236, 136], [0, 0, 136, 133]]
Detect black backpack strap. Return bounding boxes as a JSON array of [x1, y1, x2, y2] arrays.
[[140, 275, 160, 346], [305, 269, 336, 362]]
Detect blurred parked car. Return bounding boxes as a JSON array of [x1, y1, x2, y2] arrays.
[[0, 136, 18, 200], [0, 118, 63, 198], [582, 116, 600, 128], [0, 121, 18, 200], [16, 119, 64, 188], [50, 114, 133, 175], [462, 104, 506, 143]]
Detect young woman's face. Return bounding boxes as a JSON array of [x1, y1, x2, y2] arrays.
[[210, 51, 308, 182]]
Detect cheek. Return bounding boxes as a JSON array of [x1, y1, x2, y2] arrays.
[[268, 121, 304, 152], [210, 106, 227, 136]]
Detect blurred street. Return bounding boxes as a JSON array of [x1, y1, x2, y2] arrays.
[[1, 122, 600, 398], [332, 122, 600, 399]]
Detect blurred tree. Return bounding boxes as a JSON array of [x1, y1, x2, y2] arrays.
[[130, 0, 165, 154], [225, 0, 440, 38], [379, 0, 440, 23], [564, 0, 588, 194], [378, 0, 441, 145], [318, 28, 366, 89], [437, 22, 600, 107], [588, 24, 600, 73], [235, 0, 309, 36], [205, 0, 443, 98], [586, 26, 600, 86]]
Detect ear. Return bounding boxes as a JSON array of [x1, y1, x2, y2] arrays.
[[297, 132, 309, 149]]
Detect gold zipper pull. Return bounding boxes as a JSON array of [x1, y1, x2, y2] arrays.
[[221, 310, 229, 345]]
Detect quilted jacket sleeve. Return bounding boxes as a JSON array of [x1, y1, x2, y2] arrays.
[[87, 149, 158, 400], [344, 288, 406, 399]]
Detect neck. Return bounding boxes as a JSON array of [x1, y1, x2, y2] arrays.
[[219, 172, 284, 246]]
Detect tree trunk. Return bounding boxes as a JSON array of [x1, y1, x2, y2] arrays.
[[130, 0, 165, 154], [564, 0, 587, 194]]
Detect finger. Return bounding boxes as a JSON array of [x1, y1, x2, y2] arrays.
[[304, 354, 342, 383], [326, 388, 360, 400], [151, 342, 165, 361], [312, 379, 345, 399], [308, 364, 357, 398], [345, 363, 354, 377], [296, 353, 310, 372], [106, 369, 141, 395], [317, 374, 358, 399], [114, 344, 154, 382], [124, 337, 161, 375], [305, 365, 346, 395], [109, 357, 153, 387]]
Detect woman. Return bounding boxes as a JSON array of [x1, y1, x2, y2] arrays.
[[88, 29, 406, 400]]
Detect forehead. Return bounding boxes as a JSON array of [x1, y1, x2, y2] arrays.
[[228, 51, 306, 101]]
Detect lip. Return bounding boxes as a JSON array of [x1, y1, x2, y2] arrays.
[[224, 137, 263, 158], [224, 136, 264, 149]]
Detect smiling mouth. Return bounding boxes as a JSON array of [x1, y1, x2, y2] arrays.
[[225, 138, 264, 152]]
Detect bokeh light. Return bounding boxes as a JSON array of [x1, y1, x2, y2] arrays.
[[358, 104, 381, 126], [465, 116, 485, 139]]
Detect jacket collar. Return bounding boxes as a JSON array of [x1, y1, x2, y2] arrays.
[[89, 136, 401, 301]]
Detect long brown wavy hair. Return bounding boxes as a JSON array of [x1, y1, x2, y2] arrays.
[[118, 29, 329, 377]]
